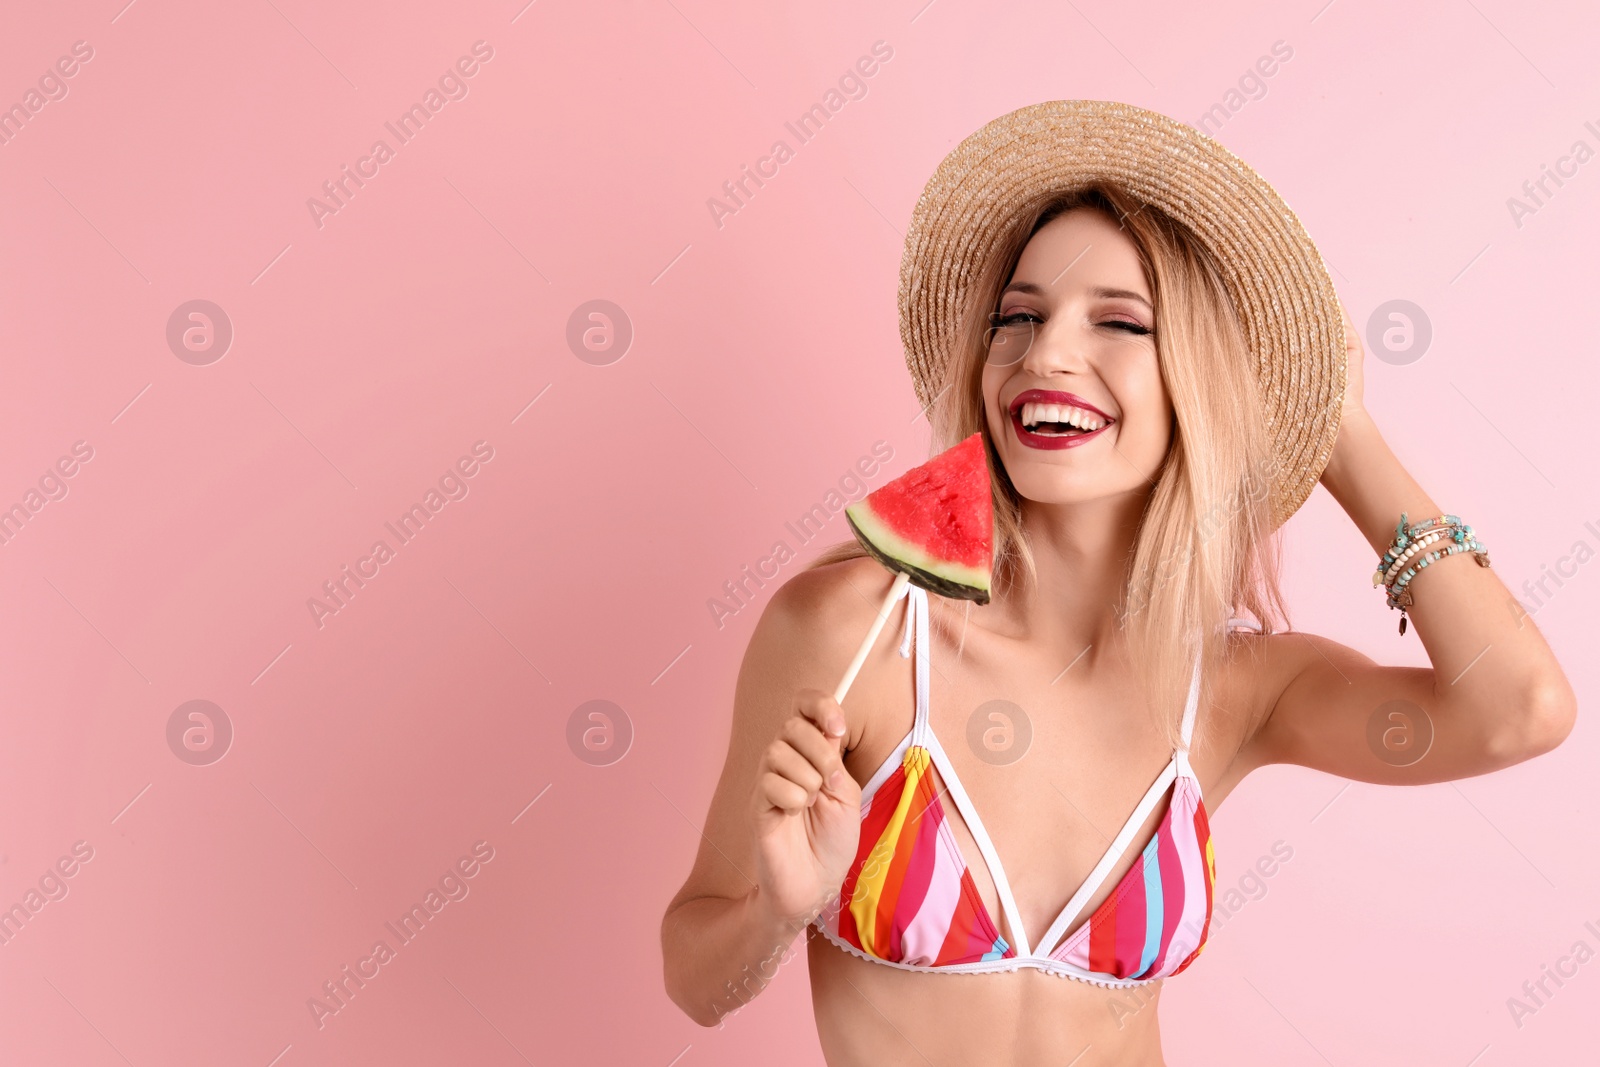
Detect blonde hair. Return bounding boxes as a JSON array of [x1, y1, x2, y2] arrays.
[[807, 183, 1289, 751]]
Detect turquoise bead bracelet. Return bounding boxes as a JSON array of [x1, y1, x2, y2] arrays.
[[1386, 538, 1488, 608], [1373, 512, 1492, 634]]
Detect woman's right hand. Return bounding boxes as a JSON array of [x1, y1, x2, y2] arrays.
[[749, 688, 863, 926]]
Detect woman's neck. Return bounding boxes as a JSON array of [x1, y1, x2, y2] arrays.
[[996, 492, 1149, 655]]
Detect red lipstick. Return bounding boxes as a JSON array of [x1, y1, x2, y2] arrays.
[[1007, 389, 1115, 451]]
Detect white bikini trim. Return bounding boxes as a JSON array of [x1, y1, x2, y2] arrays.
[[1031, 759, 1180, 959], [921, 728, 1036, 957], [809, 920, 1168, 990], [826, 584, 1234, 985]]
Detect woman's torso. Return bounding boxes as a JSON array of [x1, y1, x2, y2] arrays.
[[806, 559, 1260, 1067]]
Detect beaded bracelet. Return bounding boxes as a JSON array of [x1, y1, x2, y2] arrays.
[[1372, 514, 1473, 587], [1386, 536, 1488, 611], [1372, 512, 1492, 634], [1371, 513, 1460, 588], [1379, 528, 1452, 589]]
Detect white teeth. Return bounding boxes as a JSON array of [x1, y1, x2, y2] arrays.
[[1018, 401, 1106, 431]]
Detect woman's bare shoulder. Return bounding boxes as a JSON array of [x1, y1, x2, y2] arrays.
[[741, 557, 908, 745], [1201, 625, 1314, 801], [1214, 625, 1329, 734], [755, 556, 902, 668]]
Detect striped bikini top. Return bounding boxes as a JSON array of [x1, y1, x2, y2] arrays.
[[814, 581, 1247, 989]]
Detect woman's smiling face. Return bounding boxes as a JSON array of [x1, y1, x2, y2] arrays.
[[982, 207, 1173, 507]]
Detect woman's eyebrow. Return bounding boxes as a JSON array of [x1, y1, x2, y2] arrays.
[[999, 281, 1153, 309], [1091, 286, 1153, 308]]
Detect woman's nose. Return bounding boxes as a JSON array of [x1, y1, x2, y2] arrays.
[[1020, 319, 1091, 376]]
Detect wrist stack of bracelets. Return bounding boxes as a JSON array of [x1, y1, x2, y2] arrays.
[[1371, 512, 1492, 635]]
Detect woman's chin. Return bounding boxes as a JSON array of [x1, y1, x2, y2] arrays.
[[1012, 480, 1106, 508]]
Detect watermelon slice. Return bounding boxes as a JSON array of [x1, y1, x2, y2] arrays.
[[844, 433, 994, 603]]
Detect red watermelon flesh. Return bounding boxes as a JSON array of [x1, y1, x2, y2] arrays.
[[844, 433, 994, 603]]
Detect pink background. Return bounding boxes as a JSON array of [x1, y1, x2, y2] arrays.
[[2, 0, 1596, 1063]]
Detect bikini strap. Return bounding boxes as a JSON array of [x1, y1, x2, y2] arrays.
[[1177, 647, 1203, 757], [1178, 616, 1258, 758], [897, 582, 931, 746]]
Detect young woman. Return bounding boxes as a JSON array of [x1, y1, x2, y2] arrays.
[[661, 101, 1575, 1065]]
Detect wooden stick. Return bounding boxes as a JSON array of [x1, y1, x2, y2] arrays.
[[833, 570, 911, 704]]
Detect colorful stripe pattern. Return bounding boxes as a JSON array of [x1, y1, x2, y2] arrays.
[[1049, 773, 1217, 980], [822, 743, 1013, 967], [814, 582, 1218, 985]]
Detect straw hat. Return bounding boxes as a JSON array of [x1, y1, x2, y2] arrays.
[[898, 99, 1346, 528]]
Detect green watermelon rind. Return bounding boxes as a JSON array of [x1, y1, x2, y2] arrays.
[[845, 503, 991, 604]]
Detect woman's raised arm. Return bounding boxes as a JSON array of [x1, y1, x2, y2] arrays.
[[1231, 305, 1576, 785]]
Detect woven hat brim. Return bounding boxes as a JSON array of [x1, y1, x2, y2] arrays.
[[898, 99, 1346, 528]]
